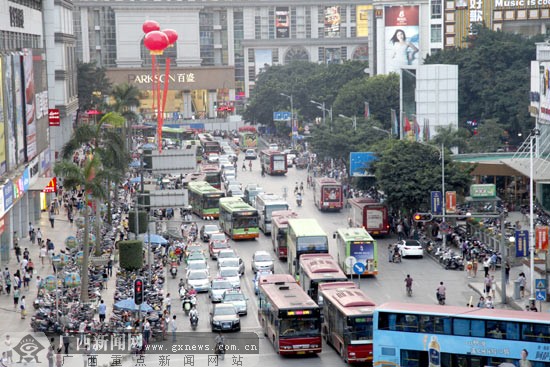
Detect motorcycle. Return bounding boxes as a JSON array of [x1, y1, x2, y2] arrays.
[[444, 256, 464, 271], [393, 252, 402, 263], [190, 314, 198, 330], [182, 295, 196, 315], [437, 292, 446, 305], [215, 341, 225, 360], [170, 260, 178, 279]]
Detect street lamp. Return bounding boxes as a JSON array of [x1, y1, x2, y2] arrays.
[[371, 126, 392, 137], [280, 93, 294, 147], [529, 128, 540, 299], [338, 114, 357, 131], [311, 100, 333, 131]]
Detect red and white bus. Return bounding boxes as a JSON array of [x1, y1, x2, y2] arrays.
[[259, 150, 287, 175], [298, 253, 347, 307], [199, 163, 222, 189], [313, 177, 343, 211], [198, 133, 221, 157], [349, 197, 390, 236], [270, 210, 298, 260], [318, 281, 358, 292], [258, 274, 322, 355], [321, 287, 376, 363]]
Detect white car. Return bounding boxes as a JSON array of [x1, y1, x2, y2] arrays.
[[207, 153, 220, 163], [222, 290, 248, 315], [268, 143, 278, 151], [251, 250, 274, 273], [186, 260, 209, 276], [245, 149, 257, 160], [186, 269, 210, 292], [218, 268, 240, 289], [218, 257, 245, 276], [396, 239, 424, 258]]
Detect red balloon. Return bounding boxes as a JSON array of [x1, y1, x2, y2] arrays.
[[142, 20, 160, 34], [162, 29, 178, 47], [144, 31, 169, 55]]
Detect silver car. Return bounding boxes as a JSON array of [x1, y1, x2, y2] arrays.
[[251, 250, 274, 273], [209, 278, 234, 303], [222, 290, 248, 315], [186, 269, 210, 293], [218, 256, 245, 276], [218, 268, 240, 289]]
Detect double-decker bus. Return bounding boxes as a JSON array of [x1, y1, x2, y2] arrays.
[[287, 218, 329, 277], [313, 177, 343, 211], [298, 253, 347, 307], [182, 140, 203, 163], [255, 193, 289, 234], [259, 150, 287, 175], [334, 227, 378, 276], [199, 163, 222, 189], [321, 287, 376, 364], [218, 197, 260, 240], [257, 274, 322, 355], [373, 302, 550, 367], [349, 197, 390, 236], [187, 181, 225, 219], [198, 133, 221, 157], [271, 210, 298, 260]]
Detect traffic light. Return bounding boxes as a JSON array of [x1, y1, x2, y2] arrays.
[[413, 213, 433, 222], [134, 278, 144, 305]]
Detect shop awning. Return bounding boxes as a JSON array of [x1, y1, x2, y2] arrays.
[[29, 177, 57, 193]]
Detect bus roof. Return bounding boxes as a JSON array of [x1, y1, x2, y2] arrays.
[[272, 210, 298, 220], [287, 218, 327, 237], [314, 177, 340, 185], [321, 288, 376, 316], [259, 274, 295, 285], [188, 181, 224, 195], [318, 281, 358, 291], [219, 197, 257, 212], [200, 163, 220, 172], [349, 197, 384, 208], [259, 275, 318, 310], [260, 149, 286, 156], [376, 302, 550, 323], [300, 254, 347, 280], [256, 193, 287, 205], [336, 227, 374, 242]]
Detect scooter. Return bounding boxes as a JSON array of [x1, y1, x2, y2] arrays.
[[393, 252, 402, 263], [215, 341, 225, 360], [296, 197, 302, 207], [170, 263, 178, 279], [182, 296, 195, 315], [437, 292, 446, 305], [190, 314, 198, 330]]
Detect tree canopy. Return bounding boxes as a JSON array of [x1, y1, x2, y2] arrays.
[[77, 61, 112, 112]]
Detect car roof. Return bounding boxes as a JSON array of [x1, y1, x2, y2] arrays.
[[188, 269, 208, 275], [224, 289, 244, 296], [254, 250, 270, 256], [404, 239, 421, 245], [215, 303, 236, 309], [219, 249, 236, 254]]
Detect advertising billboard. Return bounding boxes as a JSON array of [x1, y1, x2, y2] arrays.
[[324, 6, 341, 38], [23, 49, 37, 161], [275, 7, 290, 39], [356, 5, 372, 37], [0, 61, 6, 176], [12, 54, 25, 165], [3, 56, 16, 170], [384, 6, 419, 73], [349, 152, 377, 177], [254, 49, 272, 76], [540, 61, 550, 121]]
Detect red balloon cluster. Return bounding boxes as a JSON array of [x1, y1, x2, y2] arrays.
[[142, 21, 179, 55]]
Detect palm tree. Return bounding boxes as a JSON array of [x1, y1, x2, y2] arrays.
[[110, 83, 141, 151], [54, 156, 108, 302]]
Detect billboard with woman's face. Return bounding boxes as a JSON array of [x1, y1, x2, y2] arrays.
[[384, 6, 419, 73]]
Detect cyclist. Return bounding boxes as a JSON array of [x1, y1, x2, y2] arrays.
[[214, 332, 226, 359], [404, 274, 413, 296], [436, 281, 446, 304]]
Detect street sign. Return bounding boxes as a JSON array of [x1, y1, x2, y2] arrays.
[[273, 111, 291, 121], [446, 191, 457, 213], [470, 184, 496, 198], [431, 191, 442, 215], [535, 279, 547, 289], [353, 262, 366, 275], [536, 290, 546, 301], [536, 226, 549, 251], [515, 230, 529, 257], [345, 256, 357, 268]]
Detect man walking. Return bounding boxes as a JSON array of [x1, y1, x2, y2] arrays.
[[98, 300, 107, 323]]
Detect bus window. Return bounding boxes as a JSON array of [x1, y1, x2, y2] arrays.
[[434, 316, 451, 334], [504, 322, 519, 340], [471, 319, 485, 337], [486, 321, 506, 339], [453, 319, 470, 336]]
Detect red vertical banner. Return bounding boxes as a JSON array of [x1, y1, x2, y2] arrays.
[[535, 226, 549, 251], [446, 191, 456, 213]]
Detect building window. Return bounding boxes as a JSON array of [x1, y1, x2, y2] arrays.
[[291, 7, 296, 38], [255, 16, 261, 39], [431, 24, 442, 43], [306, 7, 311, 38], [431, 0, 442, 19], [272, 48, 279, 63]]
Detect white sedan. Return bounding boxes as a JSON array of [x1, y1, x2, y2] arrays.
[[396, 239, 424, 258]]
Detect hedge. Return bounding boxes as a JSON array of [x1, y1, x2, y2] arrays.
[[128, 211, 148, 234], [118, 240, 143, 271]]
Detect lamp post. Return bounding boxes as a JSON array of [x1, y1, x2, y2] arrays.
[[529, 128, 540, 299], [311, 100, 332, 131], [338, 114, 357, 131], [370, 126, 392, 137], [280, 93, 294, 147]]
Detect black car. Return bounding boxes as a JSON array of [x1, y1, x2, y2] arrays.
[[210, 303, 241, 332], [200, 224, 221, 242]]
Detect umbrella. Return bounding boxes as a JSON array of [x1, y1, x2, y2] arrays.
[[139, 233, 168, 245], [130, 176, 143, 184], [141, 143, 157, 150], [64, 273, 81, 288], [114, 298, 153, 312], [129, 160, 141, 168]]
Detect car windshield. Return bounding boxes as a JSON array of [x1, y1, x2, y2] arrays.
[[215, 306, 236, 316], [218, 251, 236, 259], [405, 240, 421, 247], [220, 269, 238, 277], [213, 281, 232, 289], [213, 242, 229, 249], [188, 262, 206, 270], [188, 271, 207, 280], [211, 233, 226, 241], [255, 254, 272, 262], [187, 247, 202, 253], [220, 259, 239, 268], [188, 254, 205, 261], [224, 293, 244, 302], [204, 225, 219, 233]]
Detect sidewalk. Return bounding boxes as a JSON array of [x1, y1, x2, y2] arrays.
[[0, 209, 119, 335]]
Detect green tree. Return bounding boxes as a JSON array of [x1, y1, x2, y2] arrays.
[[430, 125, 470, 153], [371, 140, 472, 213], [54, 156, 108, 302], [77, 61, 112, 112], [110, 83, 141, 122], [465, 118, 506, 153], [425, 27, 544, 143]]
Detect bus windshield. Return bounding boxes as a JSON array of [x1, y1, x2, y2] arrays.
[[204, 197, 222, 209], [235, 216, 258, 228], [297, 236, 328, 252], [280, 318, 320, 338], [348, 316, 374, 342]]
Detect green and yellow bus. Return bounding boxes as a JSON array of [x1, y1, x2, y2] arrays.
[[219, 197, 260, 240], [188, 181, 225, 219], [287, 218, 329, 277], [334, 227, 378, 276]]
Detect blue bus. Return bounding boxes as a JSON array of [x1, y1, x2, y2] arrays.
[[373, 302, 550, 367]]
